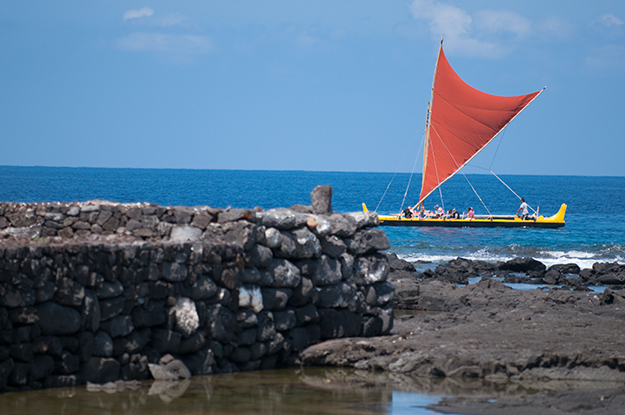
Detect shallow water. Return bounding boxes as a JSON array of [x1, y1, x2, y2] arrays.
[[0, 368, 449, 415], [463, 275, 608, 293], [3, 368, 623, 415]]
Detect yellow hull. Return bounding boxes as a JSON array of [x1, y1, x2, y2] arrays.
[[365, 204, 566, 228]]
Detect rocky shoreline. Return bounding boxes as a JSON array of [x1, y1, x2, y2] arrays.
[[301, 254, 625, 414]]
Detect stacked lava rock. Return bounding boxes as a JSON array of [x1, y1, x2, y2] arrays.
[[0, 186, 394, 392]]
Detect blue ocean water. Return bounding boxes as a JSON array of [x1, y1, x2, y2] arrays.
[[1, 166, 624, 269]]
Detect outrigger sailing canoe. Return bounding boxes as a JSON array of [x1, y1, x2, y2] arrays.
[[369, 203, 567, 228], [369, 40, 566, 228]]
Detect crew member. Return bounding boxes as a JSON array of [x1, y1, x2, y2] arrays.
[[516, 198, 529, 220]]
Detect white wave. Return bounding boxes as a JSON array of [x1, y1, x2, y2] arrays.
[[536, 250, 624, 269], [398, 250, 623, 270], [540, 250, 598, 259], [568, 251, 600, 259], [399, 252, 514, 265], [541, 250, 567, 258], [399, 253, 458, 264], [536, 257, 599, 270]]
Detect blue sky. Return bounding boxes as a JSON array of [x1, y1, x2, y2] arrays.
[[1, 0, 625, 176]]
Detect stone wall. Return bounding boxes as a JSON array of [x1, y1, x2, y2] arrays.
[[0, 189, 394, 392]]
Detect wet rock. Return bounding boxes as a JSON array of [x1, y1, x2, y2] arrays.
[[548, 263, 581, 275], [499, 257, 546, 275]]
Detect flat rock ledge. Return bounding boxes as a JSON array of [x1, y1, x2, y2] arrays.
[[300, 255, 625, 414]]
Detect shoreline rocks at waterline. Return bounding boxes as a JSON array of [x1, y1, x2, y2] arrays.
[[302, 254, 625, 386]]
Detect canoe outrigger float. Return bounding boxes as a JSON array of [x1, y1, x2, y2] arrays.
[[368, 38, 566, 229]]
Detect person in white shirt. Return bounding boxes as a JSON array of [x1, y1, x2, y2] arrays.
[[517, 198, 529, 220]]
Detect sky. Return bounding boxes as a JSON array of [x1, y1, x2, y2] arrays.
[[1, 0, 625, 176]]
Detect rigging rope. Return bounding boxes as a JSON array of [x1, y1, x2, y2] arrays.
[[399, 138, 423, 213], [489, 127, 507, 171], [485, 127, 537, 215], [460, 171, 492, 217], [425, 124, 457, 210], [375, 132, 423, 213], [438, 186, 445, 212], [489, 170, 538, 215]]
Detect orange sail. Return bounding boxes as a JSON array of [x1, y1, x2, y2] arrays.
[[419, 43, 543, 204]]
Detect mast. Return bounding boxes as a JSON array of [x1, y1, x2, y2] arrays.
[[419, 37, 443, 207]]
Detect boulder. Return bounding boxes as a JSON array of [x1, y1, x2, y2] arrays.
[[354, 254, 390, 285], [254, 209, 308, 230], [170, 225, 202, 242], [498, 257, 546, 274], [261, 288, 292, 311], [269, 259, 301, 288], [100, 315, 134, 338], [36, 303, 82, 335], [317, 282, 357, 309], [174, 297, 200, 337], [81, 357, 120, 383], [148, 355, 191, 380], [311, 185, 333, 214], [346, 228, 390, 255], [310, 255, 342, 286], [291, 227, 322, 258], [318, 309, 361, 339]]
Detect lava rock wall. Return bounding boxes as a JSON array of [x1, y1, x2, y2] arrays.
[[0, 196, 394, 392]]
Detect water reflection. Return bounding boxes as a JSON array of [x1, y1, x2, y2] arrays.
[[0, 368, 440, 415], [1, 368, 621, 415]]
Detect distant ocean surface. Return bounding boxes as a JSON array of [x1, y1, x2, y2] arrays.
[[1, 166, 624, 269]]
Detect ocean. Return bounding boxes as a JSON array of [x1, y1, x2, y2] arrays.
[[1, 166, 624, 270]]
